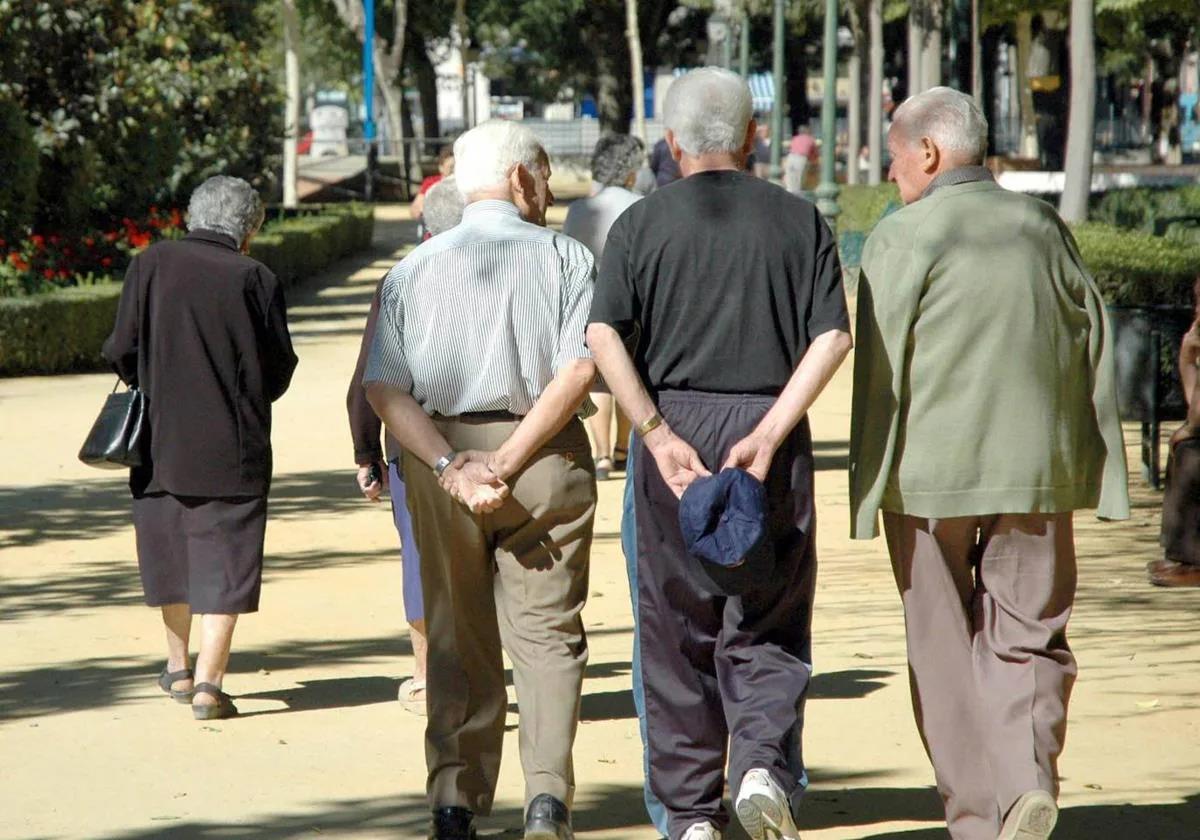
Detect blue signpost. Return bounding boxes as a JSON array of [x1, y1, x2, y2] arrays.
[[362, 0, 377, 201]]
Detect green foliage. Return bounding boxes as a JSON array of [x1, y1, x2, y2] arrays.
[[1072, 223, 1200, 308], [0, 205, 375, 375], [0, 284, 124, 375], [836, 183, 902, 235], [0, 95, 38, 242], [1089, 186, 1200, 235], [0, 0, 282, 233]]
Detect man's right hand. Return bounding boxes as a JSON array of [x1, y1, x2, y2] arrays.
[[440, 463, 510, 514], [644, 425, 710, 498]]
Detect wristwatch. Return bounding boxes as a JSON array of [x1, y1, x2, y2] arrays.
[[636, 412, 664, 436], [432, 451, 457, 477]]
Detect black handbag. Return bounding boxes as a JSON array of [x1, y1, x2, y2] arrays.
[[78, 380, 149, 469]]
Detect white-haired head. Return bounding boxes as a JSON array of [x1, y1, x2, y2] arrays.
[[187, 176, 265, 244], [892, 87, 989, 165], [453, 120, 547, 198], [423, 177, 465, 236], [663, 67, 754, 156]]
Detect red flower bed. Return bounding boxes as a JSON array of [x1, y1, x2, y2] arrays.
[[1, 208, 185, 296]]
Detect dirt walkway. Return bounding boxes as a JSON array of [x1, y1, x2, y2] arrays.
[[1, 206, 1196, 839]]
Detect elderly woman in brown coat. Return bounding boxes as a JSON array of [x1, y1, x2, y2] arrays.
[[103, 175, 297, 719]]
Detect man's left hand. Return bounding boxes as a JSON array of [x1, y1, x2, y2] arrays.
[[723, 432, 778, 483]]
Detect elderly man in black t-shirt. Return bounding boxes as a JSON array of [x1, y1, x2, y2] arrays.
[[587, 68, 852, 840]]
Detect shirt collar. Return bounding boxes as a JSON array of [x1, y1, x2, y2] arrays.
[[919, 164, 995, 200], [462, 199, 522, 220], [185, 229, 240, 251]]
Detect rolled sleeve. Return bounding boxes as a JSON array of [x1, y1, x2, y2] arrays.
[[363, 270, 414, 392], [554, 243, 596, 371]]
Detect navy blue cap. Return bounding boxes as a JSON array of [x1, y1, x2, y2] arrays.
[[678, 468, 775, 595]]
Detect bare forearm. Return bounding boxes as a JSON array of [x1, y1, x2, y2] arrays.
[[365, 385, 453, 468], [586, 324, 658, 431], [755, 329, 853, 446], [493, 358, 596, 477]]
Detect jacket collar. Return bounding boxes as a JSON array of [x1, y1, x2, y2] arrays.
[[920, 165, 996, 200], [185, 229, 240, 251]]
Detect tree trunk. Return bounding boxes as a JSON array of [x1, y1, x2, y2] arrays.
[[785, 28, 810, 129], [1015, 12, 1038, 159], [847, 3, 864, 185], [907, 6, 924, 98], [971, 0, 982, 104], [627, 0, 646, 143], [410, 37, 441, 142], [1059, 0, 1094, 222], [868, 0, 883, 184], [921, 0, 943, 91], [282, 0, 300, 208]]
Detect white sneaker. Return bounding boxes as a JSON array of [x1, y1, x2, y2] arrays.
[[997, 790, 1058, 840], [734, 768, 801, 840], [680, 822, 721, 840]]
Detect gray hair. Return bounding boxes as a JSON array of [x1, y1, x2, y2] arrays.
[[423, 176, 465, 236], [186, 176, 265, 243], [893, 87, 989, 164], [453, 119, 546, 197], [591, 134, 645, 187], [663, 67, 753, 156]]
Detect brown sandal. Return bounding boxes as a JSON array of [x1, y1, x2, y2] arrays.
[[192, 682, 238, 720]]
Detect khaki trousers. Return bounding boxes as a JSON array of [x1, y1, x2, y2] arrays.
[[882, 512, 1077, 840], [404, 416, 596, 815]]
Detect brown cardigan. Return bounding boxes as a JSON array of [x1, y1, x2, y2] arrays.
[[346, 276, 400, 466], [102, 230, 297, 498]]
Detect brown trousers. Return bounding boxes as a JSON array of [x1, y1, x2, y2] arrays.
[[883, 513, 1077, 840], [404, 416, 596, 815]]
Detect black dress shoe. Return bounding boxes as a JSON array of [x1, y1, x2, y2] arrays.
[[524, 793, 572, 840], [429, 806, 477, 840]]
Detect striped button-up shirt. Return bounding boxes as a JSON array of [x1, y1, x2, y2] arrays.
[[364, 199, 596, 417]]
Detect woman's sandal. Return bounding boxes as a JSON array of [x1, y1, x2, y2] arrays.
[[192, 682, 238, 720], [595, 456, 614, 481], [157, 667, 195, 703], [397, 677, 427, 716]]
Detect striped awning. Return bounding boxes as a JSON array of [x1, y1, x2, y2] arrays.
[[673, 67, 776, 113]]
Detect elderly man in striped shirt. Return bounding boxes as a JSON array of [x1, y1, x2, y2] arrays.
[[365, 121, 598, 840]]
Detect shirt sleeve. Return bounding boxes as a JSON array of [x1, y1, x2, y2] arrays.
[[587, 213, 640, 343], [363, 267, 414, 392], [554, 241, 596, 371], [101, 255, 142, 385], [805, 210, 852, 342], [347, 276, 386, 464], [253, 267, 299, 403]]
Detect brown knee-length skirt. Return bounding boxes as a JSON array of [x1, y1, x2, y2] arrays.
[[132, 493, 267, 613]]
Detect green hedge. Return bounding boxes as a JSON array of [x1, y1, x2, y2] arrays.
[[1072, 223, 1200, 308], [0, 205, 375, 375], [1089, 185, 1200, 235], [837, 183, 901, 235]]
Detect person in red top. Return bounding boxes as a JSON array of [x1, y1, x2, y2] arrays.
[[411, 146, 456, 239]]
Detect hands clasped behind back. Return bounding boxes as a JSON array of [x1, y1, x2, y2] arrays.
[[439, 450, 510, 514]]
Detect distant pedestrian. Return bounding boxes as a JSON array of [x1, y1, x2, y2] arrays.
[[588, 67, 852, 840], [1152, 278, 1200, 587], [411, 145, 456, 240], [564, 134, 644, 481], [784, 127, 817, 195], [850, 87, 1130, 840], [345, 176, 465, 716], [649, 136, 682, 187], [365, 119, 598, 840], [103, 175, 297, 721]]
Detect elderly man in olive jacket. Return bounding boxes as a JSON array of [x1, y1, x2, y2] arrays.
[[849, 88, 1129, 840]]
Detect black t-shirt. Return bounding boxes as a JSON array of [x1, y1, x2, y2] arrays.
[[588, 169, 849, 395]]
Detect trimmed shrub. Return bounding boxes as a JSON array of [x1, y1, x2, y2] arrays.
[[1, 205, 375, 375], [0, 284, 123, 376], [0, 96, 38, 243], [1072, 223, 1200, 308], [1089, 185, 1200, 235], [836, 183, 902, 235]]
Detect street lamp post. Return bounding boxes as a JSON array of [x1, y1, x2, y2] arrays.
[[769, 0, 785, 182], [362, 0, 376, 202], [816, 0, 840, 220]]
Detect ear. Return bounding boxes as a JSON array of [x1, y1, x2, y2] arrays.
[[920, 136, 940, 174], [508, 163, 528, 196], [743, 119, 758, 157], [665, 129, 683, 162]]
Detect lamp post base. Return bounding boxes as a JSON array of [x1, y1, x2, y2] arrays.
[[816, 180, 841, 221]]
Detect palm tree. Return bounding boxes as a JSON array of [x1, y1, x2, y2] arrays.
[[1059, 0, 1094, 222]]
